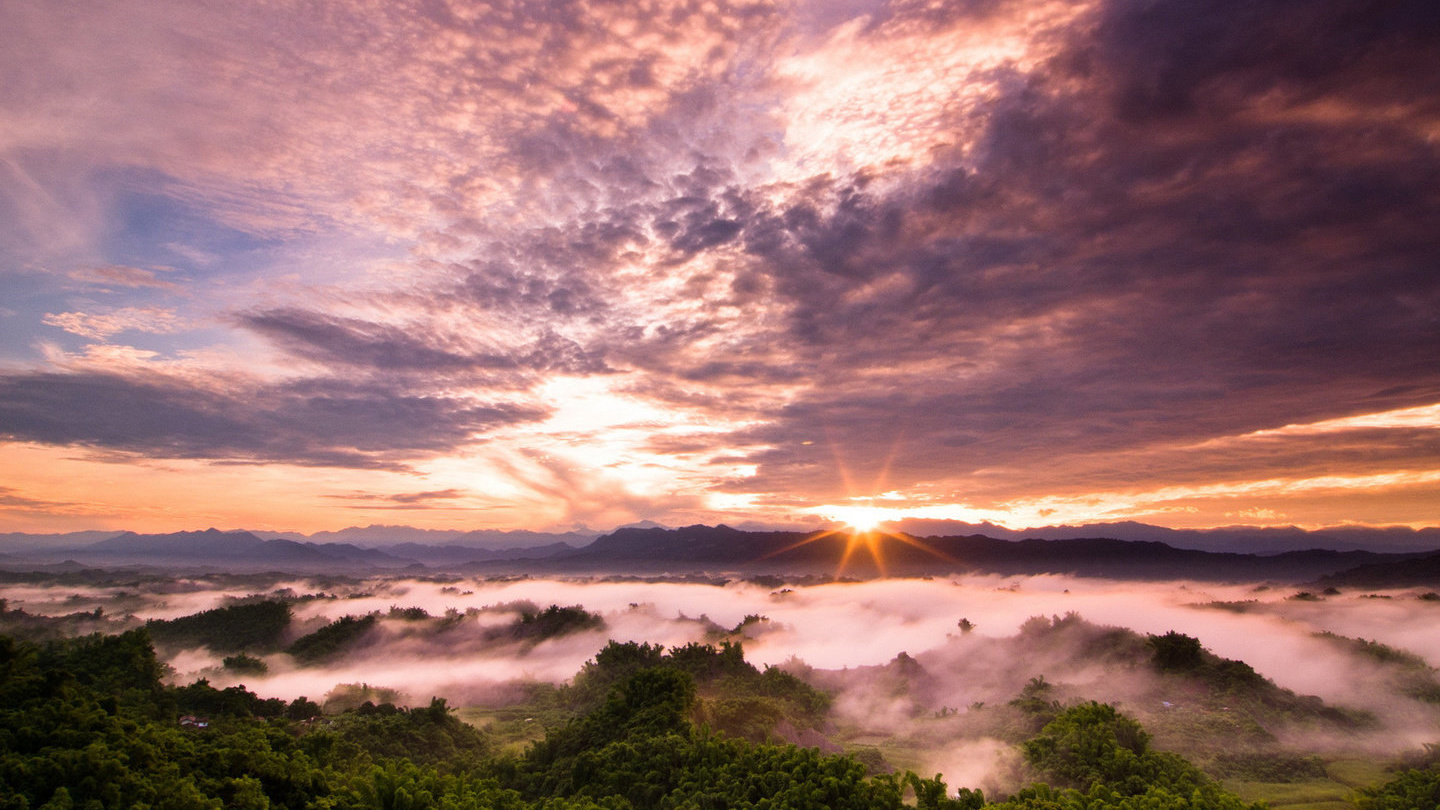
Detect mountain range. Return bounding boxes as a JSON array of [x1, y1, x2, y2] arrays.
[[1, 522, 1437, 584], [886, 519, 1440, 554]]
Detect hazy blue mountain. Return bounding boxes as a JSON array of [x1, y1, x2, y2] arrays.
[[299, 541, 416, 568], [0, 530, 125, 553], [889, 519, 1440, 554], [90, 529, 271, 557], [376, 541, 577, 566], [248, 524, 600, 549], [79, 529, 415, 571], [447, 528, 600, 549], [262, 524, 466, 546]]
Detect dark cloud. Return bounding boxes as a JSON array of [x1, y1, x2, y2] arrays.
[[669, 0, 1440, 499], [0, 486, 78, 512], [0, 372, 545, 469], [1089, 0, 1440, 121], [241, 309, 501, 371], [325, 488, 467, 509], [454, 258, 613, 320], [240, 308, 612, 377]]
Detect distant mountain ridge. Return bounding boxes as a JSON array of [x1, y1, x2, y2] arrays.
[[6, 519, 1436, 553], [889, 519, 1440, 554], [1, 522, 1437, 582], [1317, 550, 1440, 589], [378, 541, 577, 567], [83, 528, 416, 570], [540, 524, 1438, 582], [251, 524, 601, 549]]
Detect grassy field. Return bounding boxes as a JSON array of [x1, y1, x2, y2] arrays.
[[457, 704, 568, 755], [1225, 759, 1391, 809]]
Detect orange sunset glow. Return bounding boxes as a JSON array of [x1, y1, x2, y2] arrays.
[[0, 0, 1435, 541]]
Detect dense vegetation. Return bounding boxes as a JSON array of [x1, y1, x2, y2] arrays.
[[2, 591, 1436, 810], [15, 626, 1399, 809], [147, 601, 293, 653], [554, 639, 831, 743], [286, 614, 380, 664], [997, 702, 1257, 809], [512, 604, 605, 642], [0, 598, 121, 641], [1314, 631, 1440, 704], [1355, 766, 1440, 809]]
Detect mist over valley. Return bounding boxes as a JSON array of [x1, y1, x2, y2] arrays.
[[6, 551, 1440, 807]]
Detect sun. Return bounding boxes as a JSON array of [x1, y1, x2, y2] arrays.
[[825, 505, 893, 534], [762, 502, 954, 578]]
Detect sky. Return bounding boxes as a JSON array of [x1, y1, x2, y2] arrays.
[[0, 0, 1437, 535]]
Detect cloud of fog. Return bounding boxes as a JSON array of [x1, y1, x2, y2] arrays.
[[8, 573, 1440, 774], [923, 738, 1021, 798]]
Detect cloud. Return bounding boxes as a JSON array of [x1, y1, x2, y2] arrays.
[[0, 0, 1436, 529], [0, 486, 78, 512], [662, 0, 1440, 509], [240, 308, 513, 373], [239, 308, 612, 379], [1090, 0, 1440, 122], [0, 371, 546, 470], [326, 489, 468, 509], [66, 265, 183, 291], [43, 308, 190, 340], [483, 449, 712, 530]]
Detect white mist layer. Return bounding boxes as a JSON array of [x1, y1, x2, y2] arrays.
[[9, 575, 1440, 723]]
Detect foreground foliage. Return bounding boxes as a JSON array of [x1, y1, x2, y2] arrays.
[[0, 629, 1425, 809]]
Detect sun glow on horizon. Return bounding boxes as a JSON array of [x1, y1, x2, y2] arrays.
[[773, 502, 959, 578], [807, 502, 910, 534], [836, 508, 890, 534]]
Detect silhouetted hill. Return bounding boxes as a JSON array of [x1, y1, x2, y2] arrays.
[[890, 519, 1440, 554], [1316, 550, 1440, 588], [541, 525, 1432, 581], [2, 523, 1435, 580], [571, 524, 808, 563]]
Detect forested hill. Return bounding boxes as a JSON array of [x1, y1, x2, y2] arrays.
[[4, 626, 1436, 809], [1317, 550, 1440, 589]]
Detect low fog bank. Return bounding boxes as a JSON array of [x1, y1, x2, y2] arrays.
[[5, 572, 1439, 786], [10, 574, 1440, 693]]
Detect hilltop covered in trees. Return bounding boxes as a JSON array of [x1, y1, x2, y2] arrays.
[[2, 625, 1437, 809], [4, 570, 1440, 810]]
